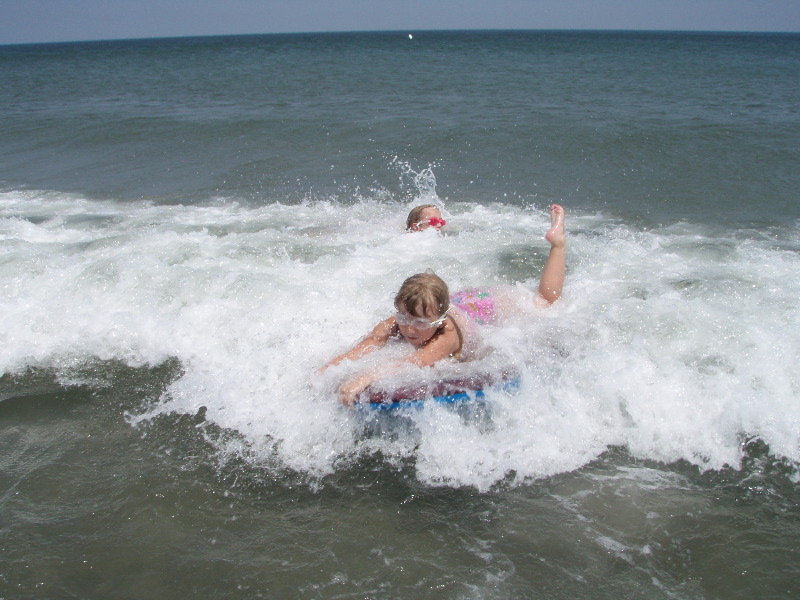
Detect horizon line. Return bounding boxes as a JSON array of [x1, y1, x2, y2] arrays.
[[3, 27, 800, 48]]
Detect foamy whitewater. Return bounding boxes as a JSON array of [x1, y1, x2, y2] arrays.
[[3, 172, 797, 489]]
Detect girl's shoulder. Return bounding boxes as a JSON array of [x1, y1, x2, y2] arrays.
[[446, 309, 483, 361]]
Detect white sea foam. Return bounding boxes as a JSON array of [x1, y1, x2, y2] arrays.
[[1, 188, 798, 489]]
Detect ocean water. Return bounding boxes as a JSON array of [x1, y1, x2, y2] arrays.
[[1, 30, 799, 599]]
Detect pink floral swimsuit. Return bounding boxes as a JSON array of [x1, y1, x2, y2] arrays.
[[450, 289, 496, 325]]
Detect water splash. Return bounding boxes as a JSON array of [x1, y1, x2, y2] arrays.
[[2, 188, 798, 489]]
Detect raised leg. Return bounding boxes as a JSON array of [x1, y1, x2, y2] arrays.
[[537, 204, 566, 305]]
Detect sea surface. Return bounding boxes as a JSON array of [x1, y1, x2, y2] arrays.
[[1, 30, 799, 599]]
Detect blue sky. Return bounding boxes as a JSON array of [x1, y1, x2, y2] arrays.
[[2, 0, 799, 45]]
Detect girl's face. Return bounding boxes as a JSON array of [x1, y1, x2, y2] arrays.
[[395, 304, 446, 347], [412, 207, 446, 232]]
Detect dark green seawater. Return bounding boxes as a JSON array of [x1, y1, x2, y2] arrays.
[[1, 31, 799, 599]]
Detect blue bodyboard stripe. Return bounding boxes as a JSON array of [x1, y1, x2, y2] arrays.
[[362, 377, 520, 411]]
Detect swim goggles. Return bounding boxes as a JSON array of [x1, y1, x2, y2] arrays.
[[416, 217, 446, 228], [394, 309, 449, 328]]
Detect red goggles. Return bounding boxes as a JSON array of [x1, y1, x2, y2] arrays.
[[416, 217, 446, 228]]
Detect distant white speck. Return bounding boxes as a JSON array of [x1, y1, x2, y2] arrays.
[[408, 34, 413, 40]]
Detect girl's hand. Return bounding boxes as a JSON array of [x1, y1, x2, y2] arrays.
[[337, 372, 374, 407]]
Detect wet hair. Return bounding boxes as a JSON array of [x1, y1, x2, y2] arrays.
[[394, 272, 450, 318], [405, 205, 439, 230]]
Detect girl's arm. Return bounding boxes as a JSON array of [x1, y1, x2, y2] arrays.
[[319, 316, 396, 374], [337, 322, 461, 406]]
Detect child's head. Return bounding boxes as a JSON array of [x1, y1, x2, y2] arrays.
[[406, 205, 446, 232], [394, 272, 450, 318]]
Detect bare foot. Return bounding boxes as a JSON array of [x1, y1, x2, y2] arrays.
[[545, 204, 566, 248]]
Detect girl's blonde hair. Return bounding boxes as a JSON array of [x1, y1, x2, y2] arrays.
[[394, 272, 449, 317], [405, 205, 438, 230]]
